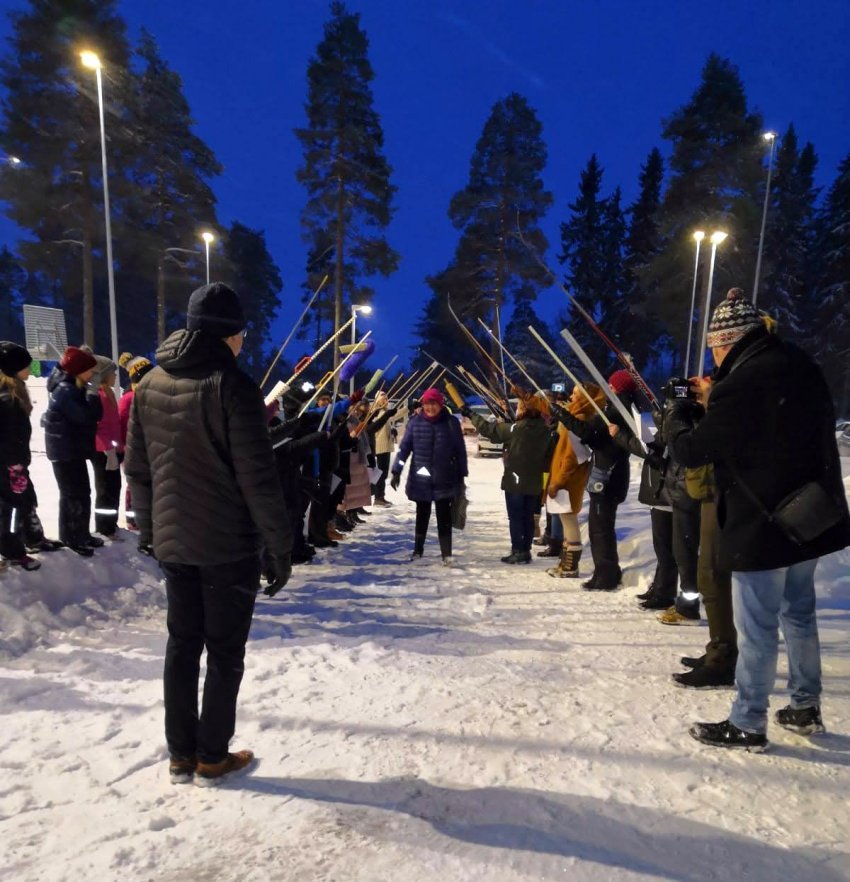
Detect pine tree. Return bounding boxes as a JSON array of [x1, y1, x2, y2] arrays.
[[123, 29, 221, 346], [811, 152, 850, 413], [502, 297, 561, 388], [642, 54, 764, 361], [557, 154, 625, 373], [295, 1, 398, 370], [759, 126, 818, 338], [0, 246, 26, 341], [0, 0, 133, 348], [427, 92, 552, 364], [222, 222, 284, 382], [622, 148, 665, 372]]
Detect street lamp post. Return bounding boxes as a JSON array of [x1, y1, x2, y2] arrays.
[[350, 304, 372, 394], [752, 131, 777, 307], [684, 230, 705, 377], [697, 231, 728, 376], [80, 50, 119, 372], [201, 231, 215, 285]]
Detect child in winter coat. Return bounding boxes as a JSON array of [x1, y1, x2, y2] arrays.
[[43, 346, 103, 556], [91, 355, 123, 538], [117, 352, 153, 530]]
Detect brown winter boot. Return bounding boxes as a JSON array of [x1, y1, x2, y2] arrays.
[[195, 749, 255, 787], [547, 545, 582, 578]]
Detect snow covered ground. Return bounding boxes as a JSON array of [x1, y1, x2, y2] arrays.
[[3, 383, 850, 881]]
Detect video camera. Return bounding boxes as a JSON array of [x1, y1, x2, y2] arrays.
[[663, 377, 696, 402]]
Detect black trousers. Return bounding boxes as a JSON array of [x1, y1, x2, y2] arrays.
[[51, 459, 92, 547], [650, 508, 678, 599], [414, 498, 453, 556], [587, 493, 621, 587], [373, 452, 391, 499], [505, 492, 538, 553], [160, 555, 260, 764], [672, 496, 701, 596], [91, 451, 123, 536]]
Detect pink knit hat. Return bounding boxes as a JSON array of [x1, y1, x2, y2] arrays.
[[420, 387, 445, 406]]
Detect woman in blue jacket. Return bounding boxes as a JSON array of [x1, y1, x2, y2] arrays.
[[390, 388, 467, 565]]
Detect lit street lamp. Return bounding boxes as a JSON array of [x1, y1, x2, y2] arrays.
[[80, 50, 119, 373], [201, 231, 215, 285], [752, 131, 777, 307], [684, 230, 705, 377], [350, 303, 372, 394], [697, 231, 728, 376]]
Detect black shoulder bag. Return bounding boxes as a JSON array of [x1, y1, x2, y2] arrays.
[[731, 468, 844, 546]]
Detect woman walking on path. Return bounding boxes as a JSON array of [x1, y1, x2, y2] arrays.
[[390, 388, 467, 565]]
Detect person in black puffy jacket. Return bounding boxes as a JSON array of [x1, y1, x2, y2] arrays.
[[124, 282, 293, 785], [43, 346, 103, 556]]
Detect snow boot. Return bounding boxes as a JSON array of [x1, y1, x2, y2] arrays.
[[689, 720, 767, 752], [26, 538, 64, 553], [11, 554, 41, 572], [68, 544, 95, 557], [536, 538, 563, 558], [673, 665, 735, 689], [194, 749, 255, 786], [439, 532, 452, 567], [169, 755, 196, 785], [501, 549, 530, 564], [85, 535, 105, 548], [680, 654, 706, 669], [774, 705, 825, 736], [547, 545, 581, 578], [532, 532, 550, 548]]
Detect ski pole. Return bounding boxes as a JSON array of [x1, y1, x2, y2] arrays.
[[476, 317, 548, 397], [527, 326, 611, 426], [260, 274, 329, 390]]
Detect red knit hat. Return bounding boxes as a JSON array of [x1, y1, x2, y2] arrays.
[[420, 387, 445, 406], [608, 369, 637, 396], [59, 346, 97, 377]]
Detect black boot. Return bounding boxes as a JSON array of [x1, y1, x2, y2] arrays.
[[689, 720, 767, 752], [672, 665, 735, 689], [411, 533, 426, 560], [438, 532, 452, 566], [537, 538, 563, 558]]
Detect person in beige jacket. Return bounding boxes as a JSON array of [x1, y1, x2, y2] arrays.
[[369, 392, 408, 506]]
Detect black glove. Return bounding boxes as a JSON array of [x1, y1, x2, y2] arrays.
[[460, 405, 472, 418], [138, 541, 155, 559], [390, 472, 401, 491], [263, 553, 292, 597], [646, 452, 666, 472], [408, 397, 421, 411], [367, 453, 376, 469]]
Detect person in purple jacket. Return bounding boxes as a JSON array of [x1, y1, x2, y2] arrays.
[[390, 387, 467, 565]]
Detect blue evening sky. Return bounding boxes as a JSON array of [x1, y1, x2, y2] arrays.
[[1, 0, 848, 367]]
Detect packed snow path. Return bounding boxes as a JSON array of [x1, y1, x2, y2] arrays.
[[2, 449, 850, 881]]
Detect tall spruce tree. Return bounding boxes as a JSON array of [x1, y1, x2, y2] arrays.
[[557, 154, 625, 372], [759, 125, 818, 338], [622, 148, 665, 372], [0, 246, 26, 340], [124, 29, 221, 346], [295, 1, 398, 371], [502, 297, 561, 388], [811, 152, 850, 414], [0, 0, 133, 348], [222, 222, 283, 382], [425, 92, 552, 368], [641, 54, 764, 363]]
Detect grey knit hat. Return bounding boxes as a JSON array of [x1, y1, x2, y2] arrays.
[[706, 288, 762, 348]]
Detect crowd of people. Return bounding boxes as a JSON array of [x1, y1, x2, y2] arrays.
[[1, 281, 849, 781]]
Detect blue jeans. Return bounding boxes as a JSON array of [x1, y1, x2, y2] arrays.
[[504, 492, 538, 553], [729, 559, 822, 734]]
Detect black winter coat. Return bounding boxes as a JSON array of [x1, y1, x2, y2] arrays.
[[469, 411, 554, 496], [0, 382, 32, 468], [43, 368, 102, 462], [665, 325, 850, 571], [124, 329, 292, 565], [553, 394, 633, 504], [392, 409, 468, 502]]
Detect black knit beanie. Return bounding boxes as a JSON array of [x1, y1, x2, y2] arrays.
[[0, 341, 33, 376], [186, 283, 246, 337]]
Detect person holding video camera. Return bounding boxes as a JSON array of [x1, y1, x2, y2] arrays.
[[664, 288, 850, 750]]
